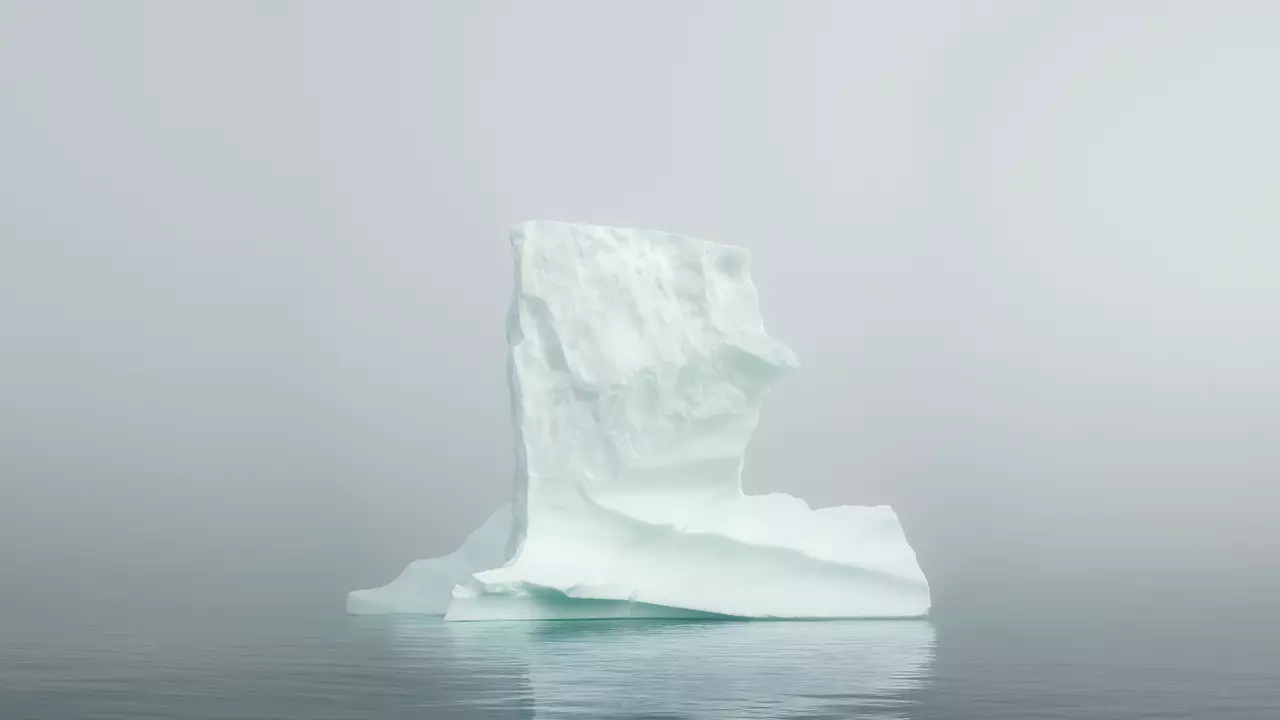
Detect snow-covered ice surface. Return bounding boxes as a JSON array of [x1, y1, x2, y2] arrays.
[[349, 221, 930, 620]]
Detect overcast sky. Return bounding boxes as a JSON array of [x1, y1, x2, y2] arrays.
[[2, 1, 1277, 612]]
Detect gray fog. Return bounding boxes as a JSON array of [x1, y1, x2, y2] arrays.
[[2, 1, 1277, 615]]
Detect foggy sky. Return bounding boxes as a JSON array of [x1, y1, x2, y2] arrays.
[[2, 1, 1277, 612]]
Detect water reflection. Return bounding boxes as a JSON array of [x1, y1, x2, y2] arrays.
[[389, 618, 935, 719]]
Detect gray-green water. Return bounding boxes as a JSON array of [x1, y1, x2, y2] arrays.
[[3, 573, 1278, 718]]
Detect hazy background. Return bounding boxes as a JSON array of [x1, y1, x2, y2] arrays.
[[2, 1, 1277, 617]]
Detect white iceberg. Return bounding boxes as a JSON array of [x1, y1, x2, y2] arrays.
[[348, 221, 931, 620]]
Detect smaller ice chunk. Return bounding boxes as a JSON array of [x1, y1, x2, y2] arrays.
[[346, 505, 510, 615]]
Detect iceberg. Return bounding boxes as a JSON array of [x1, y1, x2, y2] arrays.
[[348, 221, 931, 620]]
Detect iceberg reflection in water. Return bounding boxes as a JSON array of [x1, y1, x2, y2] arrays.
[[386, 618, 935, 718]]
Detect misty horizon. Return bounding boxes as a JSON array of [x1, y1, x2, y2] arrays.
[[2, 2, 1278, 617]]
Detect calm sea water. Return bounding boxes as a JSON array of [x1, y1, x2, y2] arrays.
[[2, 577, 1278, 719]]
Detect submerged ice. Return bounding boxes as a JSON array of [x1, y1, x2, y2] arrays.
[[348, 221, 931, 620]]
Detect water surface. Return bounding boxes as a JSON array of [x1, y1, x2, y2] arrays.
[[2, 578, 1277, 719]]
